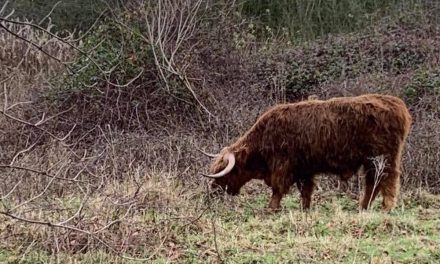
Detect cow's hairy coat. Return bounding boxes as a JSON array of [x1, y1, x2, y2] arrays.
[[208, 94, 412, 211]]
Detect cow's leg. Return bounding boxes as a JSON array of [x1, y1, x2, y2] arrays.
[[268, 188, 283, 210], [267, 163, 291, 210], [360, 166, 381, 210], [263, 176, 271, 187], [379, 168, 400, 212], [361, 151, 402, 212], [296, 176, 315, 210], [379, 153, 402, 212], [268, 183, 292, 210], [338, 172, 351, 193]]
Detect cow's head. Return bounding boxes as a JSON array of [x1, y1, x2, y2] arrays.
[[201, 146, 268, 195]]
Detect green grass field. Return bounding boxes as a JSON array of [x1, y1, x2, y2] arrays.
[[1, 180, 439, 264]]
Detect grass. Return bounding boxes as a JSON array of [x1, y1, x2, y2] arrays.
[[1, 179, 439, 263]]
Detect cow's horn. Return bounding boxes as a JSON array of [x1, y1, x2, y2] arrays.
[[202, 152, 235, 178], [197, 147, 220, 158]]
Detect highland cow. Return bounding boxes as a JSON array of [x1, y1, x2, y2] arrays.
[[202, 94, 412, 211]]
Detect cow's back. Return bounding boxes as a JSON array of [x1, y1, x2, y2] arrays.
[[245, 94, 411, 174]]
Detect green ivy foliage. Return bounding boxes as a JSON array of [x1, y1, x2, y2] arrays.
[[46, 18, 150, 102]]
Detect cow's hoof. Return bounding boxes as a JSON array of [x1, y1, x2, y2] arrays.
[[266, 205, 282, 213]]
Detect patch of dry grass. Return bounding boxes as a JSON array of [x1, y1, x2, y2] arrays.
[[1, 172, 439, 263]]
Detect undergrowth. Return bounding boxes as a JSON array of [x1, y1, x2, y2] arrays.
[[241, 0, 438, 42], [1, 180, 439, 263], [403, 67, 440, 105]]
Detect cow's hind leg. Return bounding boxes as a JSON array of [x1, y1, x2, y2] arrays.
[[379, 168, 400, 212], [296, 176, 315, 210], [361, 153, 401, 211], [379, 153, 402, 212], [360, 166, 381, 210]]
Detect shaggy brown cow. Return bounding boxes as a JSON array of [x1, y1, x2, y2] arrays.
[[202, 94, 412, 211]]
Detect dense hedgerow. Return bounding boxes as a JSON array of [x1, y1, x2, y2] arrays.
[[254, 16, 438, 98], [47, 21, 151, 100]]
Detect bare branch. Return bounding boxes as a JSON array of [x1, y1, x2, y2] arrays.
[[57, 188, 91, 225], [136, 0, 214, 117], [0, 164, 88, 183], [93, 204, 134, 234], [0, 180, 22, 200], [0, 107, 75, 143], [10, 141, 38, 165], [0, 17, 144, 88], [0, 210, 155, 262], [10, 175, 56, 211], [0, 22, 65, 64], [38, 1, 61, 25], [6, 101, 33, 111], [0, 1, 9, 15]]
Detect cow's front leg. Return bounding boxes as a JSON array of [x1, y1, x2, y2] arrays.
[[296, 175, 316, 210], [268, 183, 292, 210], [268, 188, 283, 210], [263, 176, 272, 187], [267, 161, 291, 210]]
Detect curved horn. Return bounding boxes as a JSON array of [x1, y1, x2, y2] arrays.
[[202, 152, 235, 178], [196, 147, 220, 158]]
